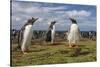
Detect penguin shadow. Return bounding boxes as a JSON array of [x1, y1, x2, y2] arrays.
[[79, 51, 90, 55], [79, 44, 91, 55], [76, 48, 90, 56], [67, 47, 91, 57], [80, 47, 91, 55]]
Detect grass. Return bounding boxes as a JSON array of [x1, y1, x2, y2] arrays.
[[11, 39, 96, 66]]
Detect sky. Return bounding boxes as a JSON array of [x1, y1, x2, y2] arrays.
[[11, 1, 96, 31]]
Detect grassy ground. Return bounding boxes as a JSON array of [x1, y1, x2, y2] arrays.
[[11, 39, 96, 66]]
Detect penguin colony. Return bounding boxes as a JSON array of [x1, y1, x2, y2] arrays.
[[17, 17, 80, 54]]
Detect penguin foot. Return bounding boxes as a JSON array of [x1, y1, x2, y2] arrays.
[[72, 44, 76, 47], [23, 52, 28, 54], [69, 45, 73, 48]]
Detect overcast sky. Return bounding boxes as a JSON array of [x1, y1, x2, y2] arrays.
[[11, 1, 96, 31]]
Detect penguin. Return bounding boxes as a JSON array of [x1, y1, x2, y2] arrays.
[[18, 17, 38, 54], [46, 21, 56, 44], [67, 18, 80, 47]]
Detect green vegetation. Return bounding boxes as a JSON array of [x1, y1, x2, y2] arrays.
[[11, 40, 96, 66]]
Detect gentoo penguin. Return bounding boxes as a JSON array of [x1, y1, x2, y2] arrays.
[[46, 21, 56, 44], [68, 18, 80, 47], [18, 17, 38, 54]]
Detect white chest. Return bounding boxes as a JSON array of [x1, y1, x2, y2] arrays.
[[70, 24, 79, 32], [25, 25, 33, 31], [52, 25, 55, 34], [24, 25, 33, 38]]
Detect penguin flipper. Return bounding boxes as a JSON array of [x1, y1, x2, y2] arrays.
[[17, 30, 23, 49], [46, 30, 52, 42]]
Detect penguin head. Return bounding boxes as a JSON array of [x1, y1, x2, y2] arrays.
[[27, 17, 38, 25], [51, 21, 56, 25], [49, 21, 56, 29], [69, 18, 77, 24]]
